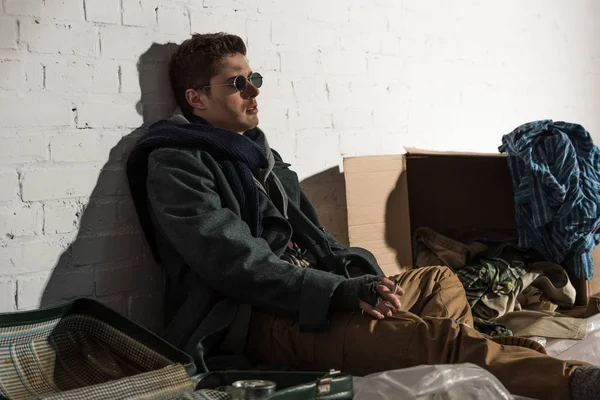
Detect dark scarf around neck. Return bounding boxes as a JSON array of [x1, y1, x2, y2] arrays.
[[126, 117, 269, 261]]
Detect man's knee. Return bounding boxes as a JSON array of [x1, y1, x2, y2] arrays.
[[392, 265, 457, 287], [421, 265, 455, 282]]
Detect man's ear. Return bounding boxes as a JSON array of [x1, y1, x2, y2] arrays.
[[184, 88, 208, 111]]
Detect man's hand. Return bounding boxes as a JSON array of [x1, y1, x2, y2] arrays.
[[359, 277, 404, 319]]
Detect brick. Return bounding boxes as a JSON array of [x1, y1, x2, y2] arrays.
[[97, 294, 127, 315], [119, 133, 145, 162], [20, 21, 98, 57], [296, 129, 339, 160], [292, 159, 333, 183], [256, 75, 293, 103], [16, 274, 47, 310], [325, 77, 352, 104], [288, 107, 332, 130], [137, 61, 171, 97], [379, 132, 409, 155], [128, 292, 162, 332], [44, 0, 85, 20], [0, 18, 18, 49], [0, 280, 16, 312], [4, 0, 44, 17], [122, 0, 155, 27], [95, 261, 161, 296], [23, 267, 95, 308], [44, 60, 118, 93], [272, 20, 335, 50], [0, 171, 19, 202], [264, 131, 294, 163], [44, 60, 90, 92], [332, 108, 373, 129], [156, 4, 190, 36], [340, 130, 383, 156], [0, 203, 43, 238], [44, 201, 81, 234], [93, 61, 120, 93], [307, 1, 349, 24], [84, 0, 120, 24], [5, 239, 69, 273], [246, 18, 271, 50], [381, 34, 400, 55], [80, 198, 140, 233], [99, 26, 152, 60], [290, 77, 329, 106], [189, 8, 245, 38], [320, 51, 368, 76], [21, 167, 99, 201], [23, 61, 44, 91], [349, 5, 388, 33], [255, 102, 288, 131], [119, 61, 141, 94], [77, 98, 143, 128], [267, 75, 295, 101], [117, 199, 141, 230], [0, 60, 25, 90], [339, 29, 380, 53], [248, 50, 279, 72], [373, 103, 411, 128], [255, 0, 307, 17], [70, 234, 143, 266], [77, 199, 119, 234], [142, 102, 177, 127], [0, 133, 47, 164], [50, 130, 121, 162], [367, 54, 403, 78], [351, 83, 389, 106], [203, 0, 246, 10], [279, 52, 323, 76], [93, 168, 129, 196], [0, 244, 18, 271]]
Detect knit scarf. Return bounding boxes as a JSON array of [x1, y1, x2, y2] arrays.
[[126, 117, 269, 260]]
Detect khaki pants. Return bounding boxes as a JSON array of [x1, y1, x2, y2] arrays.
[[244, 266, 588, 400]]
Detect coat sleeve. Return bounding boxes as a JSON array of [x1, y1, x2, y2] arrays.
[[146, 148, 345, 332]]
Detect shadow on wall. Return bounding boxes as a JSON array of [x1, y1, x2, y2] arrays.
[[300, 168, 349, 246], [40, 43, 178, 332], [40, 42, 351, 332], [385, 170, 413, 270]]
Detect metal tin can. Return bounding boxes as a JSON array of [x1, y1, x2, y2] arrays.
[[229, 379, 276, 399]]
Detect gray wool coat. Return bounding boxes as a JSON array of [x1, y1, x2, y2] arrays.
[[144, 119, 383, 371]]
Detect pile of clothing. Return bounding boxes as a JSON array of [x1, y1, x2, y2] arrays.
[[413, 227, 578, 336], [410, 119, 600, 337], [499, 120, 600, 280]]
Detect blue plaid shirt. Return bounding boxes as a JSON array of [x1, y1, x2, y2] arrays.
[[499, 120, 600, 279]]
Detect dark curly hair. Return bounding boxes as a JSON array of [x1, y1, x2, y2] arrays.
[[169, 33, 247, 113]]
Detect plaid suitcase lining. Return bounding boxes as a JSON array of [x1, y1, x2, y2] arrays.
[[0, 314, 182, 400]]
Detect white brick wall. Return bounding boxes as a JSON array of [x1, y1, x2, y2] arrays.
[[0, 0, 599, 331]]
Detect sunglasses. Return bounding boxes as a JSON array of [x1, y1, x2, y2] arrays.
[[204, 72, 263, 92]]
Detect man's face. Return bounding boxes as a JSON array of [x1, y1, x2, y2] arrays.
[[192, 53, 260, 134]]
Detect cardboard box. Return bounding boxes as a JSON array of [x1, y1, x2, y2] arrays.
[[343, 149, 600, 306]]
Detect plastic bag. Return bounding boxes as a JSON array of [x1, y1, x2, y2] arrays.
[[353, 363, 533, 400]]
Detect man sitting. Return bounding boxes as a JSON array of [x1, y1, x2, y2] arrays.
[[126, 33, 600, 400]]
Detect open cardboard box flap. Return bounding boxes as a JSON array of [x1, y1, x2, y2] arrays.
[[343, 150, 597, 306]]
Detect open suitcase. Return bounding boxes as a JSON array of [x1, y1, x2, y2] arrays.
[[0, 299, 352, 400]]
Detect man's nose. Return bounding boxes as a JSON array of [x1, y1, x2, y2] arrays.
[[242, 82, 259, 98]]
